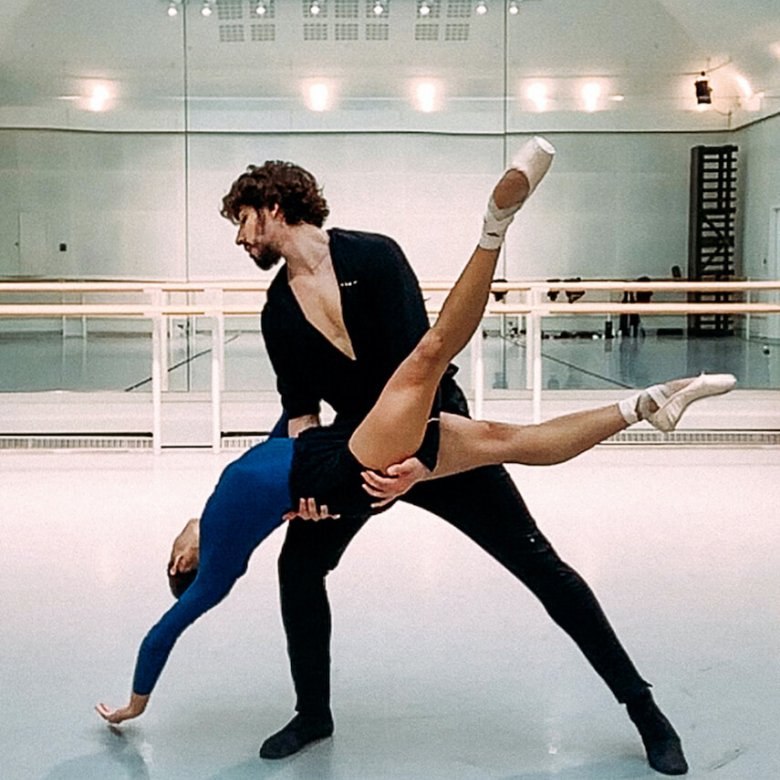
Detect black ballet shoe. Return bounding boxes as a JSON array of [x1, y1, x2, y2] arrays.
[[626, 692, 689, 775], [259, 713, 334, 759]]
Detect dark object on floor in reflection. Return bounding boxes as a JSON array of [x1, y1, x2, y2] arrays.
[[671, 265, 683, 279], [619, 276, 653, 338], [491, 277, 507, 303], [546, 279, 560, 302], [657, 328, 685, 338], [546, 278, 586, 303], [552, 330, 600, 339], [564, 277, 585, 303]]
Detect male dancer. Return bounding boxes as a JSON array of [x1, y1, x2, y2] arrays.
[[220, 141, 688, 775]]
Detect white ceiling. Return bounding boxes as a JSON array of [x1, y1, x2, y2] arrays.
[[1, 0, 779, 132]]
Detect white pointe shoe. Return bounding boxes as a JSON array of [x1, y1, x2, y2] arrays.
[[479, 136, 555, 250], [645, 373, 737, 432], [511, 136, 556, 197]]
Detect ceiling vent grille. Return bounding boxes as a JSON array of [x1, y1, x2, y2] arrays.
[[335, 0, 359, 17], [446, 0, 471, 18], [219, 23, 245, 42], [251, 23, 275, 41], [365, 22, 389, 40], [415, 23, 439, 41], [303, 0, 328, 18], [217, 0, 244, 20], [365, 0, 390, 18], [304, 22, 329, 39], [445, 22, 469, 41], [253, 0, 276, 18], [335, 22, 359, 40], [420, 1, 441, 18]]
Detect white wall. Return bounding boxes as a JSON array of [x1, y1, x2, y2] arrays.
[[738, 115, 780, 280], [2, 128, 738, 286], [0, 130, 187, 279], [735, 114, 780, 340]]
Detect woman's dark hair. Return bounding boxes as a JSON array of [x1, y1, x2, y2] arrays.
[[220, 161, 330, 227], [168, 562, 198, 599]]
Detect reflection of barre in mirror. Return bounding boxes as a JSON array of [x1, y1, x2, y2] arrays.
[[97, 139, 734, 777]]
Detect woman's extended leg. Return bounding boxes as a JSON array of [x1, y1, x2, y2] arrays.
[[349, 137, 555, 470], [428, 372, 737, 478]]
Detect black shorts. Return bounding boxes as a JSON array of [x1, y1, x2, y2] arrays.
[[289, 417, 440, 517]]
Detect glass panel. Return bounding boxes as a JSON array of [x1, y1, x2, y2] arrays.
[[482, 314, 780, 397], [0, 1, 187, 391], [0, 0, 778, 411], [183, 0, 506, 136], [0, 315, 153, 392]]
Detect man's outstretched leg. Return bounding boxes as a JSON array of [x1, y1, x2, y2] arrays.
[[405, 466, 688, 776]]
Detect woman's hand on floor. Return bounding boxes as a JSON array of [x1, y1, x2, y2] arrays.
[[95, 694, 149, 725]]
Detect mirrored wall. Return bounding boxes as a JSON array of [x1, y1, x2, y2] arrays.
[[1, 0, 779, 405]]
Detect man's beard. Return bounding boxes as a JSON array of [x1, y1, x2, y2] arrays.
[[251, 245, 282, 271]]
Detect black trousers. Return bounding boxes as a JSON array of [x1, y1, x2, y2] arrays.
[[276, 462, 650, 717]]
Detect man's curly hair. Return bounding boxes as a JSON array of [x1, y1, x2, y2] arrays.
[[220, 161, 330, 227]]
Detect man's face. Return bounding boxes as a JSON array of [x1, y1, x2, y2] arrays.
[[235, 205, 283, 271]]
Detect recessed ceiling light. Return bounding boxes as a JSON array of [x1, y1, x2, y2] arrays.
[[414, 80, 439, 112], [86, 83, 111, 112], [581, 81, 602, 112], [306, 82, 331, 112], [526, 82, 548, 112]]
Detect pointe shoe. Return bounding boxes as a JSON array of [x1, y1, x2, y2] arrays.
[[510, 135, 556, 197], [479, 137, 555, 249], [646, 373, 736, 432]]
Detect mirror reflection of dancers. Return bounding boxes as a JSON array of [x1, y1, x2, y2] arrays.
[[97, 139, 733, 776]]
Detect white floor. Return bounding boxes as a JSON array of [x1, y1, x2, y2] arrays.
[[1, 447, 778, 779]]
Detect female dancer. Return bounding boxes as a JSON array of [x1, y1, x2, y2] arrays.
[[97, 140, 733, 765]]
